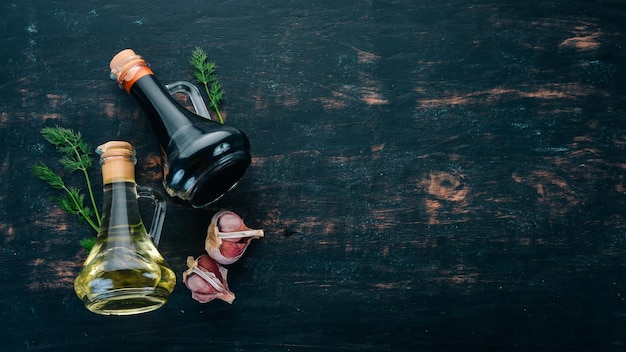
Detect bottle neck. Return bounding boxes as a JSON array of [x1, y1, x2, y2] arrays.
[[129, 74, 196, 146], [100, 181, 142, 234], [110, 49, 203, 147], [96, 141, 142, 233]]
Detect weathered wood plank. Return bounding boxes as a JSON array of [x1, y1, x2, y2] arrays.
[[1, 0, 626, 350]]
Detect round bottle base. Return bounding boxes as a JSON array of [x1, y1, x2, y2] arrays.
[[81, 287, 170, 316]]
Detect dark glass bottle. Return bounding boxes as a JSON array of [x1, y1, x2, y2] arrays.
[[74, 141, 175, 315], [109, 49, 251, 208]]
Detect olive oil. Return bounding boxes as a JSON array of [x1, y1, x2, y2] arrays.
[[74, 142, 175, 315]]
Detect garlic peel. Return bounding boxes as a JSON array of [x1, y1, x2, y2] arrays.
[[183, 254, 235, 304], [206, 211, 264, 265], [217, 229, 264, 239]]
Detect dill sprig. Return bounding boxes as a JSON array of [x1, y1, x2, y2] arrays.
[[30, 126, 100, 251], [79, 237, 97, 251], [191, 47, 225, 123]]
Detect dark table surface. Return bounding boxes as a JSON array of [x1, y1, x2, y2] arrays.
[[2, 0, 626, 351]]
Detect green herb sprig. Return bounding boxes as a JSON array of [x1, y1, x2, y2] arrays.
[[191, 47, 225, 124], [30, 126, 100, 250]]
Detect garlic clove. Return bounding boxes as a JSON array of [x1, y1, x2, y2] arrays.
[[182, 254, 235, 304], [206, 211, 264, 265]]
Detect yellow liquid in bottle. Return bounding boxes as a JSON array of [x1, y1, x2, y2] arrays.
[[74, 184, 176, 315]]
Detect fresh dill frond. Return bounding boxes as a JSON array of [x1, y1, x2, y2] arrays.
[[79, 237, 96, 252], [41, 126, 94, 173], [37, 126, 100, 226], [30, 163, 65, 189], [191, 47, 225, 123], [31, 126, 101, 248]]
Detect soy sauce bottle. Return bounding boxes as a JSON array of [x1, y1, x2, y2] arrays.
[[109, 49, 251, 208]]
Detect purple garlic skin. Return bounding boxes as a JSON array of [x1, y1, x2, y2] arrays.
[[183, 254, 235, 304], [206, 211, 264, 265]]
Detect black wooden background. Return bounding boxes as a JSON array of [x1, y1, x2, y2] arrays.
[[1, 0, 626, 351]]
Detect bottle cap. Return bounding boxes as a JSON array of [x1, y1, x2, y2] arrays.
[[109, 49, 154, 92], [97, 141, 137, 184]]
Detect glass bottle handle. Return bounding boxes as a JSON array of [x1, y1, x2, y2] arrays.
[[165, 80, 212, 120], [136, 185, 167, 246]]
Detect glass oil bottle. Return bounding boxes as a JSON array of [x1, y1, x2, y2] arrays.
[[74, 141, 176, 315]]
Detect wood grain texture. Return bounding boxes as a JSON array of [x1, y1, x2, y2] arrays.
[[1, 0, 626, 351]]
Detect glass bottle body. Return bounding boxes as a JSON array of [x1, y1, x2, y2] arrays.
[[129, 74, 251, 207], [74, 181, 176, 315]]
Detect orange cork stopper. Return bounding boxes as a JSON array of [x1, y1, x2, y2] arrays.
[[97, 141, 137, 184], [109, 49, 154, 93]]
